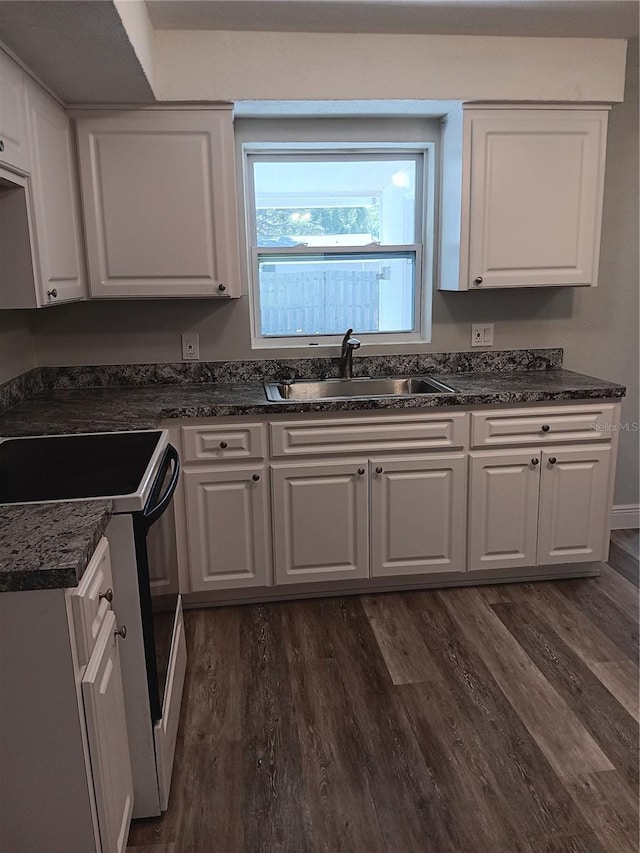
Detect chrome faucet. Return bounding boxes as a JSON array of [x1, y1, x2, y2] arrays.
[[338, 328, 361, 379]]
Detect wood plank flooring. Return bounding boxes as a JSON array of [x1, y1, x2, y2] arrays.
[[127, 530, 639, 853]]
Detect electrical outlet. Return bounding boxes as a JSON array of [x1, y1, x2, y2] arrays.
[[181, 332, 200, 360], [471, 324, 494, 347]]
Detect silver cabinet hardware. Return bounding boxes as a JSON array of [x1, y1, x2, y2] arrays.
[[357, 467, 365, 475], [473, 276, 483, 285], [99, 588, 113, 603], [219, 441, 228, 449], [541, 424, 550, 432], [252, 474, 260, 481], [375, 466, 383, 474], [114, 625, 127, 639], [549, 457, 557, 465], [47, 289, 58, 298]]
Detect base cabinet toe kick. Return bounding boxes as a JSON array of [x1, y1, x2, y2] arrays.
[[165, 401, 621, 605]]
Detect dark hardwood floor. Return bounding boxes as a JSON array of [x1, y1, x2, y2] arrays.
[[127, 530, 639, 853]]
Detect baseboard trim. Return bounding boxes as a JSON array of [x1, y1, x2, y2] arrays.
[[611, 504, 640, 530]]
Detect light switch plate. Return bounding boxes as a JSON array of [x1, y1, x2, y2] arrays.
[[181, 332, 200, 360], [471, 324, 494, 347]]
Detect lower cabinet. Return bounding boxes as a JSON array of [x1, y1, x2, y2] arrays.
[[184, 465, 271, 590], [82, 610, 134, 853], [469, 446, 612, 571], [0, 537, 133, 853], [271, 454, 467, 584], [271, 460, 370, 584], [370, 454, 467, 577]]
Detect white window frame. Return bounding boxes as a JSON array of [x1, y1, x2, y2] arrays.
[[242, 141, 435, 350]]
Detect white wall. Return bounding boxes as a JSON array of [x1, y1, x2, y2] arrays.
[[0, 311, 37, 383], [153, 30, 627, 103]]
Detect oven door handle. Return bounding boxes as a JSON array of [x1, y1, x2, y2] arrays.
[[142, 444, 180, 529]]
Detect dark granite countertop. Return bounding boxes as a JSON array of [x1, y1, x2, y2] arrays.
[[0, 500, 112, 592], [0, 369, 626, 436]]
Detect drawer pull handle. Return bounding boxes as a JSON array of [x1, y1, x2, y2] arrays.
[[219, 441, 228, 449], [549, 457, 557, 465], [47, 289, 58, 299], [473, 276, 483, 285], [357, 467, 365, 475], [114, 625, 127, 639], [99, 588, 113, 603], [252, 474, 260, 482], [541, 424, 550, 432], [531, 458, 539, 466], [0, 140, 4, 152], [376, 466, 384, 474]]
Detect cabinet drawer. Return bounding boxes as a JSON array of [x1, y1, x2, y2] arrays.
[[182, 423, 265, 463], [70, 536, 113, 667], [471, 404, 617, 448], [270, 413, 469, 457]]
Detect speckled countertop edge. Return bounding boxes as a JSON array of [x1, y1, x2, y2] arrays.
[[0, 500, 112, 592]]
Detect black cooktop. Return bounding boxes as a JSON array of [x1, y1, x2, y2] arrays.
[[0, 431, 163, 503]]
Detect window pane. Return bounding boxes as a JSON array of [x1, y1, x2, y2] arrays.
[[252, 158, 417, 247], [257, 251, 415, 336]]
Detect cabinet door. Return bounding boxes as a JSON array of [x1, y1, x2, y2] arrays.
[[465, 109, 607, 288], [0, 49, 30, 173], [537, 447, 611, 565], [184, 466, 271, 591], [469, 450, 540, 572], [27, 81, 86, 305], [82, 610, 133, 853], [370, 455, 466, 577], [272, 461, 369, 585], [75, 108, 241, 298]]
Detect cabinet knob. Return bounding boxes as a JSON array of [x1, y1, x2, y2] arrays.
[[531, 458, 539, 466], [99, 588, 113, 603], [357, 467, 365, 475], [47, 289, 58, 299], [217, 283, 226, 293], [473, 276, 483, 285], [0, 140, 4, 152], [541, 424, 550, 432], [548, 457, 557, 465], [375, 466, 383, 474], [252, 473, 260, 481], [114, 625, 127, 639], [219, 441, 228, 449]]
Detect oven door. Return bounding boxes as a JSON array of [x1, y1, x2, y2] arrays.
[[133, 444, 181, 723]]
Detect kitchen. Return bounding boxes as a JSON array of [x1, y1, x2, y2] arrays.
[[0, 3, 638, 851]]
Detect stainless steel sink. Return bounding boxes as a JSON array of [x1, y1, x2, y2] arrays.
[[264, 376, 456, 402]]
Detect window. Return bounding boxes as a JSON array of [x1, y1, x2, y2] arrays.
[[243, 144, 432, 348]]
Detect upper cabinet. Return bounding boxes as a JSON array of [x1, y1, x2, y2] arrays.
[[439, 104, 609, 290], [0, 49, 30, 173], [74, 106, 242, 299], [25, 79, 86, 305], [0, 48, 85, 309]]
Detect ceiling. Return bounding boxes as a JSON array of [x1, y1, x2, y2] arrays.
[[146, 0, 640, 39], [0, 0, 153, 103]]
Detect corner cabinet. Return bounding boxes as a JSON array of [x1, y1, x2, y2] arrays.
[[440, 104, 609, 290], [0, 538, 133, 853], [74, 106, 242, 299]]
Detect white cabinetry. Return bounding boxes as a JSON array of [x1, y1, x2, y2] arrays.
[[26, 79, 86, 305], [0, 48, 30, 173], [184, 465, 271, 591], [469, 406, 617, 571], [0, 538, 133, 853], [75, 106, 241, 299], [440, 104, 609, 290], [271, 460, 369, 584], [370, 454, 466, 577], [180, 423, 271, 591]]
